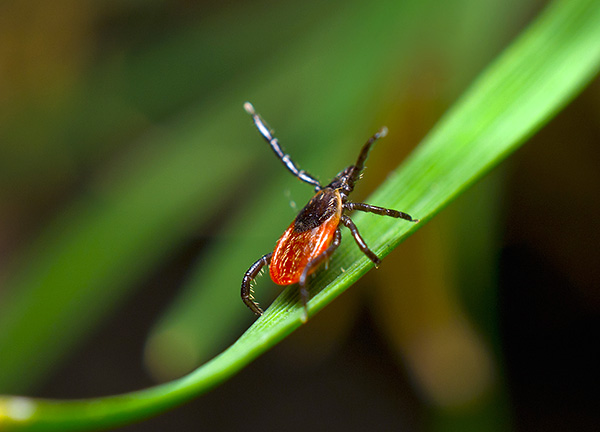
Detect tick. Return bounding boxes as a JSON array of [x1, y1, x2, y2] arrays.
[[241, 102, 418, 322]]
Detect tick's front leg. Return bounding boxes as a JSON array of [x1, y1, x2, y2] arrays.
[[241, 252, 272, 316]]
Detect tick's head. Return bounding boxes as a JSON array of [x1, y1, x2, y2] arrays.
[[326, 165, 357, 196]]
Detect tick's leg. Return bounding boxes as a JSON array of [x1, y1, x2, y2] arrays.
[[344, 202, 419, 222], [241, 252, 272, 316], [298, 228, 342, 322], [341, 215, 382, 266], [244, 102, 322, 191], [350, 127, 388, 184]]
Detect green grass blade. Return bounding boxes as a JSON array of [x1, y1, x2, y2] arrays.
[[1, 0, 599, 430]]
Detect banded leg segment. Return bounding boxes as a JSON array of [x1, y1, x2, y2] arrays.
[[244, 102, 322, 190], [341, 215, 381, 266], [241, 252, 272, 316], [298, 228, 342, 322], [345, 202, 418, 222]]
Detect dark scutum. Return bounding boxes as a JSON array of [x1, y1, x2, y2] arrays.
[[293, 189, 340, 232]]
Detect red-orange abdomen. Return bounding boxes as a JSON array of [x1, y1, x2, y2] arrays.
[[270, 189, 342, 285]]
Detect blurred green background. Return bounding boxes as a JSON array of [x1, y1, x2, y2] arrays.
[[0, 0, 598, 431]]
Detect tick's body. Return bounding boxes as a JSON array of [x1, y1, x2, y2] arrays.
[[241, 102, 418, 321], [270, 188, 343, 285]]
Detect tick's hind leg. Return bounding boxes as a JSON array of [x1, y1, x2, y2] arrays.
[[241, 252, 272, 316], [341, 215, 381, 266], [344, 202, 419, 222], [298, 228, 342, 322]]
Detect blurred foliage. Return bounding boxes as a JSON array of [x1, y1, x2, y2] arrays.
[[0, 0, 599, 431]]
